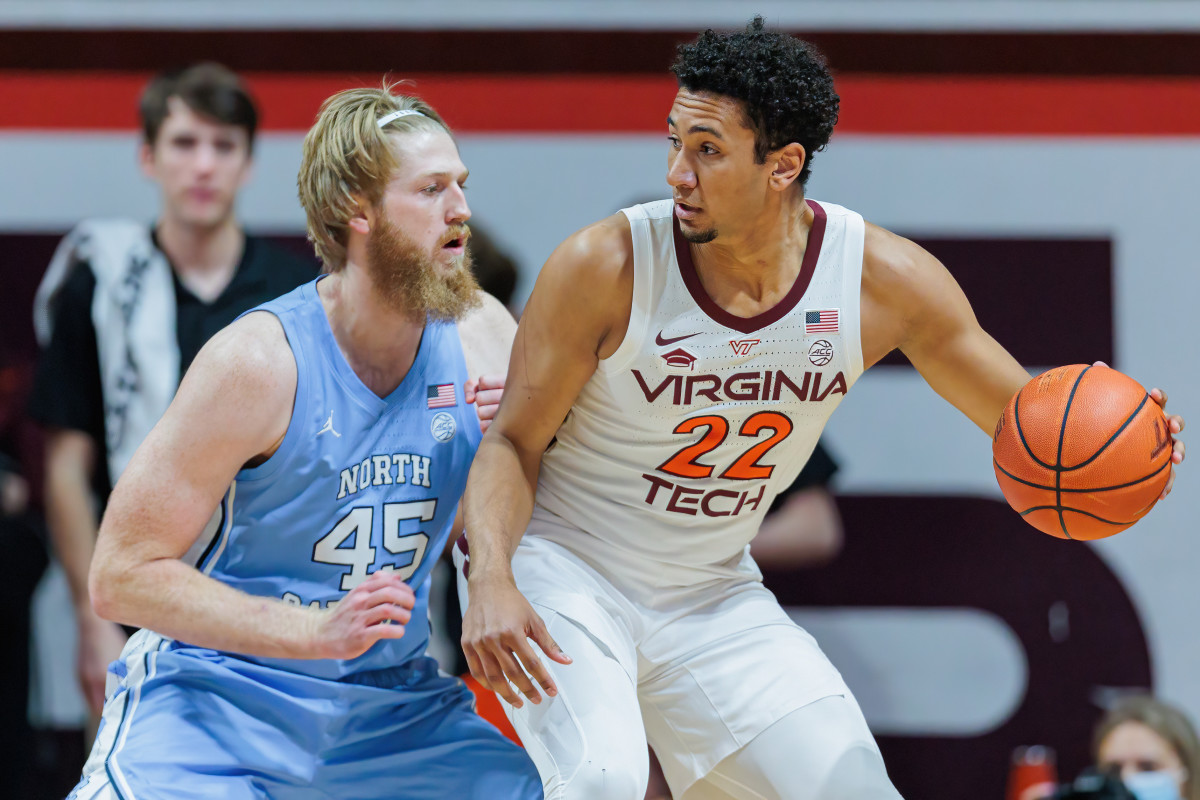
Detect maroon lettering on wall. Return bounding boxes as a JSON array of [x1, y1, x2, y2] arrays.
[[761, 495, 1150, 800]]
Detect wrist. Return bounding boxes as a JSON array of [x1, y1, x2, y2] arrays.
[[285, 602, 331, 660], [466, 561, 515, 588]]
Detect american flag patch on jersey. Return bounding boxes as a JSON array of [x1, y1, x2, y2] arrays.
[[427, 384, 456, 408], [805, 309, 839, 334]]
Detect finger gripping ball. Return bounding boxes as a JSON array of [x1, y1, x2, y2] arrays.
[[992, 364, 1172, 540]]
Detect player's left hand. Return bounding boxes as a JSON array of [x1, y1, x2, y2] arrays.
[[1092, 362, 1185, 499], [1149, 386, 1185, 499], [465, 374, 505, 433]]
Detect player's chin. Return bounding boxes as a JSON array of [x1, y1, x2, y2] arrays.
[[680, 223, 718, 245], [179, 204, 233, 230], [433, 250, 467, 272]]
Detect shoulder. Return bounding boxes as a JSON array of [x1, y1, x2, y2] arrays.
[[523, 213, 635, 354], [534, 213, 634, 306], [457, 292, 517, 377], [183, 310, 296, 410], [458, 291, 516, 343], [862, 222, 936, 291], [549, 212, 633, 274]]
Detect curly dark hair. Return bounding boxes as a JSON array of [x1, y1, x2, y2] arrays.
[[671, 16, 839, 187]]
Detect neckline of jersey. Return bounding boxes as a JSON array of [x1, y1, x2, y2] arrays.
[[308, 276, 433, 413], [672, 198, 827, 335]]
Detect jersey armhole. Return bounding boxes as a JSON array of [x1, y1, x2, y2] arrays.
[[598, 206, 653, 375], [842, 209, 867, 383], [235, 309, 308, 483]]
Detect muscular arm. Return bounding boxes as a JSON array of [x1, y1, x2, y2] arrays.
[[860, 224, 1031, 433], [459, 214, 633, 705], [90, 312, 412, 660], [463, 215, 633, 580]]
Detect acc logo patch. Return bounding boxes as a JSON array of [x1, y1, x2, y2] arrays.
[[808, 339, 834, 366], [430, 411, 457, 443]]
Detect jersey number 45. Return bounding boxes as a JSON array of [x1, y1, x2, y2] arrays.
[[313, 500, 437, 590]]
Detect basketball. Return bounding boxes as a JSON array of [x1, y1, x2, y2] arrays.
[[992, 364, 1173, 540]]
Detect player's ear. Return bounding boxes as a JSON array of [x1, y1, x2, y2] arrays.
[[347, 195, 373, 235], [137, 140, 156, 179], [768, 143, 805, 191]]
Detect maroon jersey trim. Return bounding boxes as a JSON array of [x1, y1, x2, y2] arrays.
[[672, 199, 828, 335]]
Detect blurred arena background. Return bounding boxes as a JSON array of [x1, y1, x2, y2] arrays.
[[1, 2, 1197, 797]]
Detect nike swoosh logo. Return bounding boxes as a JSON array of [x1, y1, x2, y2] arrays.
[[655, 331, 700, 346]]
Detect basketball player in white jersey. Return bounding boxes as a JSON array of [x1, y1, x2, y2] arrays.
[[457, 18, 1186, 800]]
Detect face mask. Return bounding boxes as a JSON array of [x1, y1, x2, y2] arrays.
[[1124, 770, 1183, 800]]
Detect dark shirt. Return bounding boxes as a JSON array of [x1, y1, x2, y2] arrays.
[[29, 230, 317, 500], [767, 440, 839, 514]]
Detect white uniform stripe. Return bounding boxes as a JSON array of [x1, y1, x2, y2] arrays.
[[106, 632, 171, 799], [74, 630, 172, 799], [200, 482, 237, 576]]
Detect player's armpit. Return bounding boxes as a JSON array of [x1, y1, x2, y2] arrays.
[[861, 224, 1029, 434]]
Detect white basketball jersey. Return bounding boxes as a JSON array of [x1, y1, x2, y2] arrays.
[[533, 198, 865, 587]]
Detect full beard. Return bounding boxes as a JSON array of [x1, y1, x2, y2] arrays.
[[366, 217, 482, 322]]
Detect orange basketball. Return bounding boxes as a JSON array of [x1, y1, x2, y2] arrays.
[[992, 364, 1173, 540]]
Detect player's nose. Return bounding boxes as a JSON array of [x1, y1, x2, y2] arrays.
[[446, 184, 470, 224], [667, 151, 696, 189]]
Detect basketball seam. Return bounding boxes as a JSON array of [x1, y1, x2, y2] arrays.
[[994, 455, 1171, 493], [1060, 392, 1152, 471], [1018, 504, 1139, 526], [1014, 388, 1058, 471], [1054, 365, 1092, 539]]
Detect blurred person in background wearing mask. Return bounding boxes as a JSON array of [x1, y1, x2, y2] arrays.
[[29, 62, 315, 726], [1094, 695, 1200, 800]]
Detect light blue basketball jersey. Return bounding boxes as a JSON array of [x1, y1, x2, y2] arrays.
[[183, 278, 481, 679], [71, 279, 542, 799]]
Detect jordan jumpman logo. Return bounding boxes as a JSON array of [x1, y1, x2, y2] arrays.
[[318, 410, 341, 438]]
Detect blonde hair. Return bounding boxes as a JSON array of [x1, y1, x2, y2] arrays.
[[297, 82, 449, 271], [1094, 694, 1200, 800]]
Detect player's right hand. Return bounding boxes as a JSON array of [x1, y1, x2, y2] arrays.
[[310, 570, 415, 660], [77, 613, 129, 715], [461, 573, 572, 708]]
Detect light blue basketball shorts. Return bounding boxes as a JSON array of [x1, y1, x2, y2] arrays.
[[69, 631, 542, 800]]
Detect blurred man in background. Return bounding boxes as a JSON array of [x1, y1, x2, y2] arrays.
[[29, 62, 315, 728]]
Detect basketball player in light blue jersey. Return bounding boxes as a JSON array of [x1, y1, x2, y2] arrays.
[[69, 86, 541, 799]]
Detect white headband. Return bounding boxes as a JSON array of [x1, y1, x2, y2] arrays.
[[377, 109, 425, 128]]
